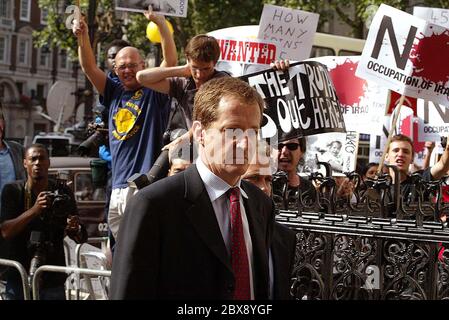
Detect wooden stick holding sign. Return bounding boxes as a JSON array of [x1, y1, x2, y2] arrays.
[[377, 94, 406, 175], [75, 0, 83, 48]]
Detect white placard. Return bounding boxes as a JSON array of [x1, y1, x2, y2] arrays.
[[417, 99, 449, 141], [414, 6, 449, 29], [258, 4, 319, 61], [356, 4, 449, 106], [115, 0, 188, 17]]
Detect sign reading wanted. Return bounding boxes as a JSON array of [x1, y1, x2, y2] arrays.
[[115, 0, 188, 17], [240, 61, 346, 141]]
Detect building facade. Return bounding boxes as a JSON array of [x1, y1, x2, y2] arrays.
[[0, 0, 83, 143]]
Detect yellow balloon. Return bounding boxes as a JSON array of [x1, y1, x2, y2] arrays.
[[146, 20, 174, 44]]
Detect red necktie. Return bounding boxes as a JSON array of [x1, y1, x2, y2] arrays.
[[228, 187, 251, 300]]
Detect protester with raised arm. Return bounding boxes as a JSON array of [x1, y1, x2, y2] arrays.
[[72, 8, 177, 240]]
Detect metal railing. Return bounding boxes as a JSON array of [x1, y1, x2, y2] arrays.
[[0, 258, 31, 300], [32, 265, 111, 300]]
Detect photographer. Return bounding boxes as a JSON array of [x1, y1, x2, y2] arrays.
[[0, 144, 87, 300]]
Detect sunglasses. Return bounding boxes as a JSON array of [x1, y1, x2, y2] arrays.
[[278, 143, 300, 151]]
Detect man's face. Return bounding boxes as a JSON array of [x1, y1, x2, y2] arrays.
[[188, 59, 216, 88], [277, 138, 303, 174], [386, 140, 413, 176], [114, 48, 145, 91], [242, 163, 272, 197], [0, 119, 4, 141], [23, 147, 50, 181], [168, 159, 191, 177], [107, 46, 121, 71], [196, 96, 261, 186]]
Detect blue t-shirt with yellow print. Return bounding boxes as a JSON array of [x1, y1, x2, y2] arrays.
[[100, 78, 170, 188]]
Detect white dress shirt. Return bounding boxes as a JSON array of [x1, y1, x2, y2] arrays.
[[196, 158, 255, 300]]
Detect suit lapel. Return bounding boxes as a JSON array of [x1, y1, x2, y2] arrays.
[[184, 166, 233, 273]]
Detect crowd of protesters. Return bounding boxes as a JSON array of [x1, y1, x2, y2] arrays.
[[1, 7, 449, 300]]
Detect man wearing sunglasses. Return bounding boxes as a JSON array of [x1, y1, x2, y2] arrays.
[[276, 133, 315, 206], [73, 9, 177, 241]]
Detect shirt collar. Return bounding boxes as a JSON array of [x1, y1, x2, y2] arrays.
[[196, 157, 248, 202]]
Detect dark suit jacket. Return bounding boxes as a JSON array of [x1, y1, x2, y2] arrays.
[[272, 223, 296, 300], [110, 165, 274, 300]]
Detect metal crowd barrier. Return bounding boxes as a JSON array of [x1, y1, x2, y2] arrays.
[[32, 265, 111, 300], [73, 237, 110, 300], [0, 258, 31, 300]]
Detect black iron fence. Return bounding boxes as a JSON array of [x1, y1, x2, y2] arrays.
[[273, 164, 449, 300]]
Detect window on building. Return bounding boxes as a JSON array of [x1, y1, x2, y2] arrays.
[[39, 47, 49, 67], [16, 82, 23, 94], [59, 49, 68, 69], [0, 35, 6, 62], [40, 6, 48, 24], [36, 84, 45, 99], [20, 0, 30, 21], [0, 0, 11, 18], [18, 38, 30, 65]]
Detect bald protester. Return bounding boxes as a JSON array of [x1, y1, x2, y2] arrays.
[[73, 8, 177, 240]]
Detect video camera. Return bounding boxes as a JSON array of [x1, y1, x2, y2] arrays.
[[127, 128, 187, 190], [78, 105, 109, 156]]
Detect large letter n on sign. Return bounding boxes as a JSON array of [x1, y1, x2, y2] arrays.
[[371, 15, 417, 70]]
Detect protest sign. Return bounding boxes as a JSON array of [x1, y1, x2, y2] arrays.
[[240, 61, 346, 141], [301, 131, 359, 175], [308, 56, 387, 135], [356, 4, 449, 106], [216, 37, 279, 65], [385, 91, 417, 116], [115, 0, 188, 17], [258, 4, 319, 61], [417, 99, 449, 141], [414, 7, 449, 28]]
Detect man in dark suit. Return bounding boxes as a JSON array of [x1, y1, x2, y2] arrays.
[[242, 146, 296, 300], [110, 77, 274, 300]]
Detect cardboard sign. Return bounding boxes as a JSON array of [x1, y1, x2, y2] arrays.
[[301, 131, 359, 175], [258, 4, 319, 61], [417, 99, 449, 141], [356, 4, 449, 106], [115, 0, 188, 17], [308, 56, 387, 135], [240, 61, 346, 140], [414, 6, 449, 29], [216, 37, 278, 65]]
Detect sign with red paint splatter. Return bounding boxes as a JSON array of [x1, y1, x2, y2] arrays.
[[386, 91, 417, 116], [417, 99, 449, 141], [240, 61, 346, 140], [356, 4, 449, 106], [308, 56, 387, 135]]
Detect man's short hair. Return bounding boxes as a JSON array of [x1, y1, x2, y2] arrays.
[[193, 77, 264, 129], [388, 134, 414, 157], [185, 35, 220, 63], [25, 143, 49, 159]]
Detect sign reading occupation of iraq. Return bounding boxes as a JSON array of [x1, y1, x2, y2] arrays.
[[115, 0, 188, 17], [356, 4, 449, 106], [239, 61, 346, 141]]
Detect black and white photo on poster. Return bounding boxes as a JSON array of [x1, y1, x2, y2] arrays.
[[300, 131, 359, 176], [239, 61, 346, 142], [115, 0, 188, 17]]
